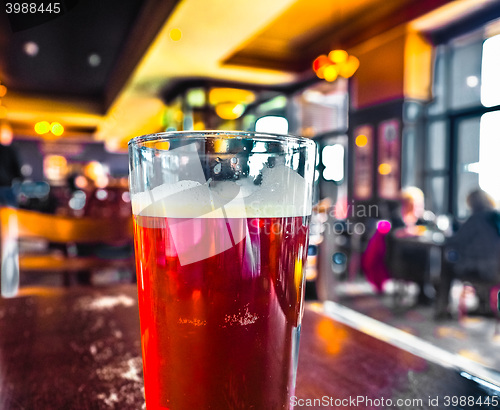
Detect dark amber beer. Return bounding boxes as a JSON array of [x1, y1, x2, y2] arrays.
[[133, 215, 309, 409], [129, 131, 316, 410]]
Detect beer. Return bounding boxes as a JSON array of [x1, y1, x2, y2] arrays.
[[133, 214, 310, 409]]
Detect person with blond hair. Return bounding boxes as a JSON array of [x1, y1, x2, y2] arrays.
[[385, 186, 437, 305], [362, 186, 435, 301], [400, 186, 425, 230]]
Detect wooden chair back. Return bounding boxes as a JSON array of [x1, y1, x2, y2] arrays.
[[0, 206, 133, 245], [0, 207, 135, 294]]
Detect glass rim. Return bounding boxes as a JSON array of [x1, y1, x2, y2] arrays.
[[128, 130, 316, 148]]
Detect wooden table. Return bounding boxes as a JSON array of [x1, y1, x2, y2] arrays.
[[1, 285, 499, 409]]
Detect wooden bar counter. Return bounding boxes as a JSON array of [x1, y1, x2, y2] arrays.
[[1, 284, 499, 409]]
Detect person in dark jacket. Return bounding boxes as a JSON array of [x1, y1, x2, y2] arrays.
[[435, 189, 500, 319]]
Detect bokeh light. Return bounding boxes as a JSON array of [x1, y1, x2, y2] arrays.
[[215, 102, 245, 120], [169, 28, 182, 41], [74, 175, 89, 189], [23, 41, 39, 56], [312, 55, 330, 71], [377, 220, 392, 234], [378, 163, 392, 175], [313, 50, 359, 81], [50, 122, 64, 136], [355, 134, 368, 147], [324, 65, 338, 82], [88, 53, 101, 67], [339, 55, 360, 78], [328, 49, 348, 64], [44, 155, 67, 181], [35, 121, 50, 134]]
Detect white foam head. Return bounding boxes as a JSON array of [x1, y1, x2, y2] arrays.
[[132, 164, 312, 218]]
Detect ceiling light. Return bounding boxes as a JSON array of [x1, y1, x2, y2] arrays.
[[23, 41, 39, 56], [209, 88, 255, 120], [35, 121, 50, 134], [50, 122, 64, 136], [312, 50, 359, 81], [209, 88, 255, 106], [215, 102, 245, 120], [88, 53, 101, 67], [339, 55, 360, 78], [313, 55, 330, 72], [169, 28, 182, 41], [328, 50, 348, 64], [324, 65, 338, 82]]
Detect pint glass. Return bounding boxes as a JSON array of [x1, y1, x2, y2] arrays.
[[128, 131, 316, 409]]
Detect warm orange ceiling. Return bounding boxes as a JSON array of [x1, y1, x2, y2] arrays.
[[224, 0, 453, 72], [225, 0, 392, 66]]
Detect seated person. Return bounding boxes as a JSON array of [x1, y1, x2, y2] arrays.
[[388, 187, 436, 305], [362, 187, 435, 301], [436, 189, 500, 319]]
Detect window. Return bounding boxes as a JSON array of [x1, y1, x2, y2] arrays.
[[449, 33, 483, 110], [426, 29, 500, 218], [481, 34, 500, 107], [479, 111, 500, 199], [255, 116, 289, 134], [456, 116, 481, 218], [322, 144, 344, 182]]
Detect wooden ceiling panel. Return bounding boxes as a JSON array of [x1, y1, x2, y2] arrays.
[[224, 0, 453, 73]]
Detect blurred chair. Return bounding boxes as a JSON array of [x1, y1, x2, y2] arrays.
[[0, 206, 135, 295], [434, 221, 500, 320], [384, 234, 440, 308]]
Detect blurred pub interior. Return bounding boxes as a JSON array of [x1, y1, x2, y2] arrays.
[[2, 0, 500, 382]]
